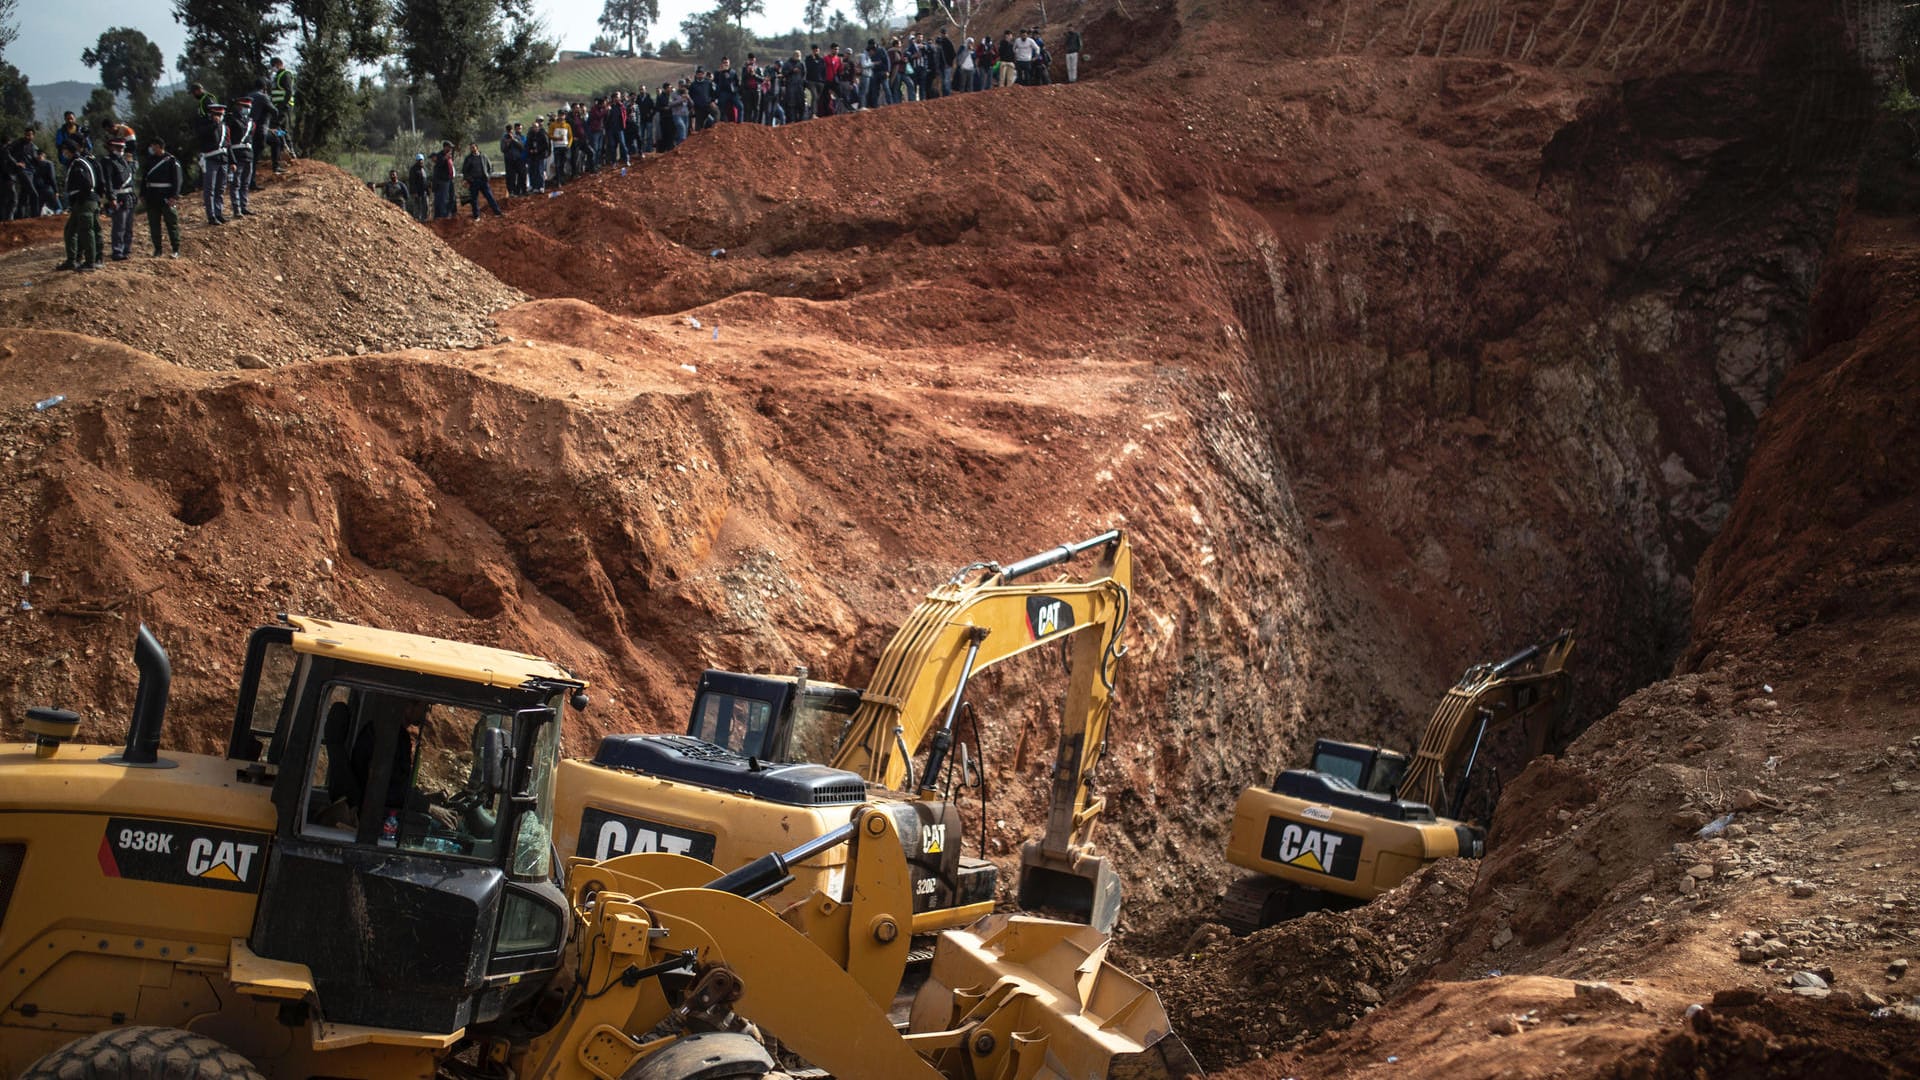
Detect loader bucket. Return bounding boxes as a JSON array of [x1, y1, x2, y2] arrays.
[[1017, 842, 1123, 933], [908, 914, 1204, 1079]]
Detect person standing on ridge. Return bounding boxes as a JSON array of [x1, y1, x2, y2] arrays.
[[431, 140, 456, 218], [462, 142, 501, 219], [196, 101, 230, 225], [102, 139, 137, 260], [406, 153, 429, 220], [141, 136, 183, 258], [226, 99, 257, 217], [1064, 26, 1082, 82], [267, 57, 296, 168], [59, 146, 101, 271]]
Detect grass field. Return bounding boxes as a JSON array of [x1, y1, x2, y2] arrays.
[[526, 57, 698, 115]]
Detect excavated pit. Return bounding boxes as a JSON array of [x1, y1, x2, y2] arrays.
[[0, 0, 1915, 1075]]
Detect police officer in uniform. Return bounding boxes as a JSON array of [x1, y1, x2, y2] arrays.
[[197, 101, 230, 225], [60, 147, 103, 271], [141, 136, 184, 258], [227, 100, 257, 217], [103, 138, 137, 260]]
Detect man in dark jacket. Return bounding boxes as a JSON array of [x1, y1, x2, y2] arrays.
[[103, 139, 138, 260], [226, 100, 257, 217], [524, 119, 549, 192], [32, 149, 59, 214], [60, 147, 102, 271], [499, 126, 524, 195], [141, 136, 184, 258], [631, 93, 654, 155], [462, 143, 501, 219], [655, 84, 675, 151], [4, 126, 33, 220], [431, 141, 456, 219], [937, 29, 958, 95], [689, 69, 714, 130], [1064, 26, 1082, 82], [714, 58, 740, 123], [803, 47, 826, 120], [406, 154, 430, 221], [244, 82, 274, 188], [197, 101, 231, 225]]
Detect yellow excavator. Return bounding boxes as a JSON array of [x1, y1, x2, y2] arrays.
[[0, 615, 1197, 1078], [1221, 631, 1575, 932], [556, 530, 1133, 933]]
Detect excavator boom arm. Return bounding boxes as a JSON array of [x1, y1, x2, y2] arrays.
[[1395, 630, 1575, 812]]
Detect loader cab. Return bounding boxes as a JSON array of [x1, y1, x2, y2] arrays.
[[685, 669, 864, 765], [1305, 739, 1409, 798], [224, 616, 584, 1034]]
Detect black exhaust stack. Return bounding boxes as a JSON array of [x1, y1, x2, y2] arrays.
[[105, 625, 176, 769]]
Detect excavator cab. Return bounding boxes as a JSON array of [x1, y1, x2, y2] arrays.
[[1305, 739, 1409, 797], [684, 669, 865, 764]]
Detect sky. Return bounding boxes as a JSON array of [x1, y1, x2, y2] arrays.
[[13, 0, 828, 88]]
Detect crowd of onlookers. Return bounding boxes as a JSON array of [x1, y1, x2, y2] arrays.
[[379, 25, 1085, 222]]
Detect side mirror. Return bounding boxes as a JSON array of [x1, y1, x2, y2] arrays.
[[480, 726, 512, 797]]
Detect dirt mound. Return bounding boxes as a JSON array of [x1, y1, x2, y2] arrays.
[[1602, 993, 1920, 1079], [1123, 861, 1474, 1068], [0, 163, 519, 369]]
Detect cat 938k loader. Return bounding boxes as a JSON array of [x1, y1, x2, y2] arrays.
[[1220, 631, 1575, 933], [555, 530, 1135, 935], [0, 615, 1199, 1079]]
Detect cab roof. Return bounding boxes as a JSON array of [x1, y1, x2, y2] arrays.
[[285, 615, 584, 690]]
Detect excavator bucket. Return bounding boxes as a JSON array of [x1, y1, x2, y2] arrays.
[[1017, 842, 1124, 933], [908, 914, 1204, 1079]]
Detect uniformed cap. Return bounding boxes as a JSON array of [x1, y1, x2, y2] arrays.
[[107, 139, 125, 148], [209, 102, 226, 112]]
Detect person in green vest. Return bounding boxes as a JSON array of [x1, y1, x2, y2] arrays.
[[268, 57, 297, 172]]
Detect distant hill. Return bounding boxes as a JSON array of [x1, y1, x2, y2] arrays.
[[32, 82, 99, 127]]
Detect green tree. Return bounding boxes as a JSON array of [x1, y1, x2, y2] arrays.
[[82, 28, 166, 111], [680, 5, 753, 67], [173, 0, 292, 98], [80, 86, 118, 134], [598, 0, 659, 55], [851, 0, 892, 36], [803, 0, 826, 37], [0, 0, 18, 57], [287, 0, 392, 156], [395, 0, 555, 145], [131, 89, 203, 178], [0, 60, 32, 138], [714, 0, 765, 34]]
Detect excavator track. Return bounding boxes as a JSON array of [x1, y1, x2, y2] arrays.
[[1220, 875, 1290, 935]]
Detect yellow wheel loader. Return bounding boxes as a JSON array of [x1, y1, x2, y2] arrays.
[[555, 531, 1135, 934], [0, 616, 1197, 1079], [1220, 631, 1575, 933]]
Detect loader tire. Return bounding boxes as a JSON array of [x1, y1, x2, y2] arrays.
[[19, 1025, 264, 1080], [621, 1030, 774, 1079]]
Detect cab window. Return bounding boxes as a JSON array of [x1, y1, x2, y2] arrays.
[[300, 684, 507, 862], [691, 693, 773, 757]]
